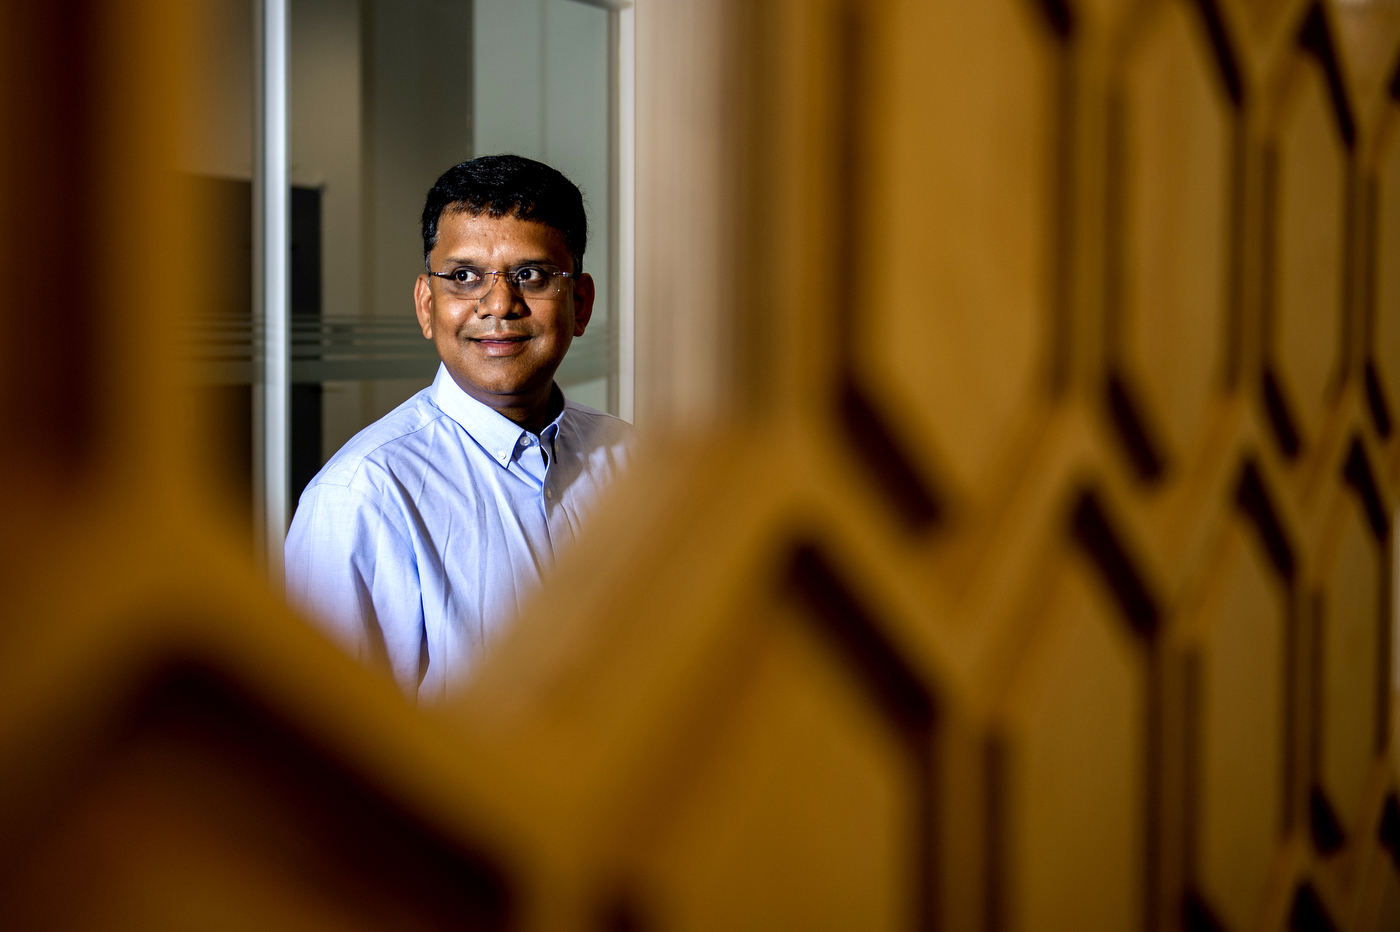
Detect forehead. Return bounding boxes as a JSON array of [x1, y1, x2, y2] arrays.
[[433, 209, 569, 264]]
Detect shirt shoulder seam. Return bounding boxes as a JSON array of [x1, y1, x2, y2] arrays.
[[313, 409, 459, 489], [304, 480, 417, 553], [564, 404, 633, 425]]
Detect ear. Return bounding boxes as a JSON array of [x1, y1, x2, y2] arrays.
[[414, 274, 435, 339], [571, 272, 596, 337]]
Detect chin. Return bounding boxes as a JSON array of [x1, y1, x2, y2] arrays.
[[472, 372, 550, 399]]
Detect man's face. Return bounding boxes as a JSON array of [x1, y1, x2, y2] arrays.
[[414, 209, 593, 414]]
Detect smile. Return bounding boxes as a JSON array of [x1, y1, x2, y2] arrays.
[[470, 334, 531, 357]]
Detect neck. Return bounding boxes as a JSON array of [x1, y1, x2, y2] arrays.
[[461, 379, 563, 434], [515, 383, 565, 434]]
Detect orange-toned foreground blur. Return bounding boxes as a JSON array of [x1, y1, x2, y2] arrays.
[[3, 1, 1400, 931]]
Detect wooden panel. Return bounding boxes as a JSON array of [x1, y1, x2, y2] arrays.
[[1271, 56, 1346, 448], [1363, 858, 1400, 931], [859, 0, 1060, 496], [1238, 0, 1296, 36], [0, 670, 509, 932], [1376, 117, 1400, 413], [1115, 0, 1233, 468], [1194, 524, 1286, 932], [3, 1, 1400, 930], [1002, 560, 1144, 932], [1318, 494, 1382, 833], [634, 597, 917, 932]]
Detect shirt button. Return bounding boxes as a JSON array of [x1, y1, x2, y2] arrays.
[[497, 450, 505, 458], [545, 488, 552, 499]]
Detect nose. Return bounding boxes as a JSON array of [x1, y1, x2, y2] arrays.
[[474, 271, 522, 318]]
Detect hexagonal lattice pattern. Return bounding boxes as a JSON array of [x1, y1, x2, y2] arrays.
[[1002, 559, 1144, 932], [1318, 491, 1383, 834], [629, 547, 934, 931], [636, 616, 916, 928], [9, 3, 1400, 932], [1375, 119, 1400, 415], [1271, 56, 1346, 449], [1194, 522, 1288, 932], [1238, 0, 1293, 36], [0, 668, 513, 930], [859, 0, 1061, 494], [1116, 0, 1233, 470]]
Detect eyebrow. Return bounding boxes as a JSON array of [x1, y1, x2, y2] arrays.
[[437, 255, 560, 268]]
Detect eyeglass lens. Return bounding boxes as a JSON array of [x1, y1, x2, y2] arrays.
[[438, 267, 563, 300]]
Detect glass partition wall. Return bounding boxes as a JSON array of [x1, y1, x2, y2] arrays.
[[181, 0, 634, 567]]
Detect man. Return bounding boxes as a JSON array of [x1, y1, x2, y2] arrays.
[[285, 155, 636, 703]]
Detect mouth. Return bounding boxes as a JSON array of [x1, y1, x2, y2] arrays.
[[469, 333, 531, 357]]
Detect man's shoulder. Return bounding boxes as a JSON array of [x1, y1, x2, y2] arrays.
[[312, 388, 452, 489], [561, 400, 639, 449]]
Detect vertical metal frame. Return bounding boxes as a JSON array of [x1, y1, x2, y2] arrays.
[[254, 0, 290, 577], [576, 0, 635, 421], [617, 2, 636, 423], [588, 0, 638, 419]]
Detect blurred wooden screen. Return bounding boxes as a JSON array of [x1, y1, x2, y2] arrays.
[[2, 1, 1400, 931]]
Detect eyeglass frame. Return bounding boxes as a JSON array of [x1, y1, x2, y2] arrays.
[[425, 263, 579, 301]]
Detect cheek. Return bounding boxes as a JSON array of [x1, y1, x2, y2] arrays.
[[555, 303, 578, 335], [434, 304, 470, 333]]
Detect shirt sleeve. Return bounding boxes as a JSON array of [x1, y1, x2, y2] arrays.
[[284, 482, 426, 699]]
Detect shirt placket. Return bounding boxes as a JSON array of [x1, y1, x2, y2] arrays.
[[507, 422, 569, 549], [505, 431, 553, 561], [541, 423, 560, 530], [513, 433, 548, 489]]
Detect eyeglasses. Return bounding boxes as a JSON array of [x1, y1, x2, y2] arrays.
[[427, 264, 576, 301]]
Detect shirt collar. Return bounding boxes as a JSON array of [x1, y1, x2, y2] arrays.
[[428, 364, 566, 467]]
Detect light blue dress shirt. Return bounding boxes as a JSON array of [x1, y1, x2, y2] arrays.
[[285, 363, 637, 703]]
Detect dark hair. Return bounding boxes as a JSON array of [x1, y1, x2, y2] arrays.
[[421, 155, 588, 272]]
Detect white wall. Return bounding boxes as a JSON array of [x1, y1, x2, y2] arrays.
[[290, 0, 361, 320], [319, 0, 476, 455], [364, 0, 474, 323], [474, 0, 612, 410]]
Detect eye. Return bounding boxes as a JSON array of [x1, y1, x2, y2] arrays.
[[450, 267, 483, 284], [511, 266, 548, 285]]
